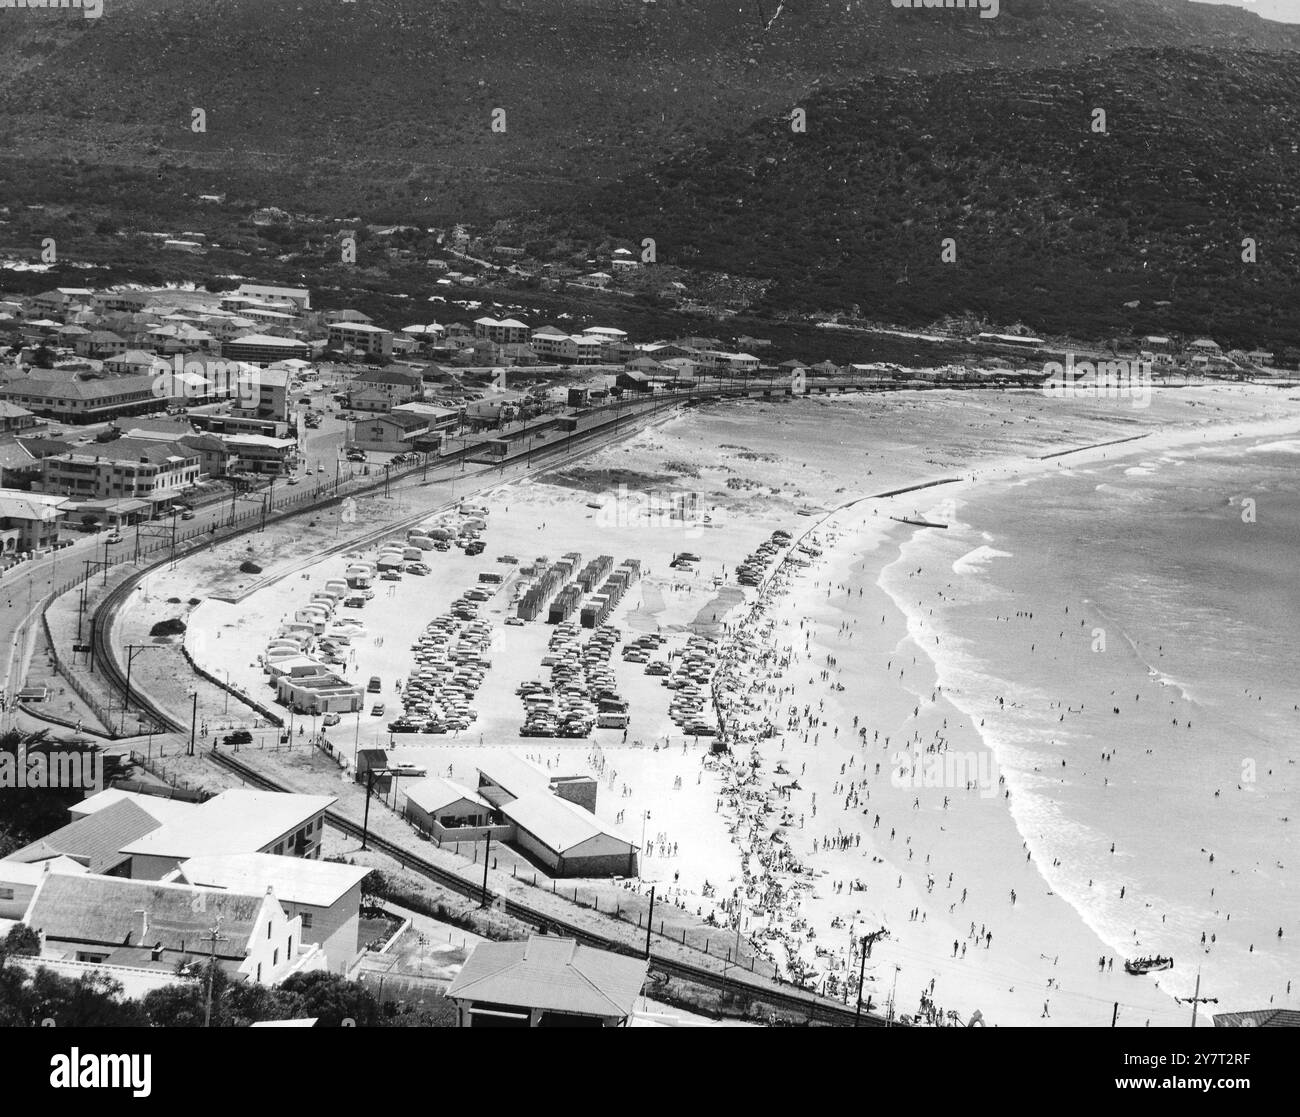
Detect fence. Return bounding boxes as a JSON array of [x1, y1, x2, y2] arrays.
[[504, 864, 784, 983], [39, 604, 120, 735]]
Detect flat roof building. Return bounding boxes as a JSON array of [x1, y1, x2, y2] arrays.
[[119, 789, 337, 879]]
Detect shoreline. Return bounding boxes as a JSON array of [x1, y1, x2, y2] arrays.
[[165, 386, 1300, 1025]]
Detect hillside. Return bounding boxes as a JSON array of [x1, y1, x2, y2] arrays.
[[562, 47, 1300, 348], [0, 0, 1296, 220]]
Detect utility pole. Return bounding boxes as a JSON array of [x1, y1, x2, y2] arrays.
[[1176, 969, 1218, 1028], [886, 964, 901, 1027], [121, 644, 161, 734], [854, 926, 889, 1027], [644, 884, 656, 960], [360, 766, 383, 851], [188, 690, 198, 757], [202, 917, 227, 1028], [480, 831, 492, 908], [734, 898, 743, 964]]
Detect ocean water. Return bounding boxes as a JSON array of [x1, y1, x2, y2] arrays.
[[626, 390, 1299, 1010], [879, 436, 1300, 1007]]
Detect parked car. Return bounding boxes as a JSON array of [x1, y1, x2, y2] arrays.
[[181, 510, 196, 521], [371, 704, 385, 717], [224, 729, 253, 745], [322, 713, 341, 727]]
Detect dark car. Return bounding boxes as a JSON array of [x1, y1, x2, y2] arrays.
[[223, 729, 253, 745]]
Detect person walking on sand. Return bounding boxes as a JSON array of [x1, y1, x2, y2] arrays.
[[1042, 1001, 1050, 1019]]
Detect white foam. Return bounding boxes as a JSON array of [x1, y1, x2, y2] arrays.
[[951, 545, 1013, 576]]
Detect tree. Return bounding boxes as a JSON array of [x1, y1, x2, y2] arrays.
[[141, 972, 208, 1028], [1, 923, 41, 961], [20, 967, 148, 1027], [276, 970, 381, 1027]]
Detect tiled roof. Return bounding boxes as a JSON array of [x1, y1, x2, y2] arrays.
[[25, 871, 268, 956], [447, 936, 646, 1018], [6, 799, 161, 874], [1213, 1009, 1300, 1028]]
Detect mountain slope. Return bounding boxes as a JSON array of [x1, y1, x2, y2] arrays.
[[0, 0, 1296, 218], [564, 47, 1300, 347]]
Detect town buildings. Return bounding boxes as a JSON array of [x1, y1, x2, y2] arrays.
[[222, 334, 313, 366], [327, 321, 394, 359], [37, 439, 201, 502], [0, 372, 170, 424], [347, 365, 424, 412]]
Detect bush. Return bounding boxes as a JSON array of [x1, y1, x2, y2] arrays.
[[150, 618, 186, 638], [239, 560, 262, 574], [188, 597, 201, 605]]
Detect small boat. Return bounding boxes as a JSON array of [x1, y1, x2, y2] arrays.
[[1124, 955, 1173, 976]]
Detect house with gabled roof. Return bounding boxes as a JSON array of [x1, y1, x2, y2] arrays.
[[173, 853, 369, 973], [446, 935, 647, 1027], [348, 365, 423, 412], [22, 870, 325, 985], [5, 798, 163, 876], [351, 410, 432, 453]]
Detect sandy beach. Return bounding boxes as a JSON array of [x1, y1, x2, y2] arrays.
[[163, 384, 1300, 1026]]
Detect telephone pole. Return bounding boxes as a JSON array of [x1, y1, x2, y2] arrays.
[[854, 926, 889, 1027], [121, 644, 162, 731], [203, 917, 228, 1028], [644, 884, 656, 959], [479, 831, 492, 908], [1176, 969, 1218, 1028]]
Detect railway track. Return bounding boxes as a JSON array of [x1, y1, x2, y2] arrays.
[[205, 749, 885, 1026], [87, 390, 687, 735], [87, 381, 903, 1024]]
